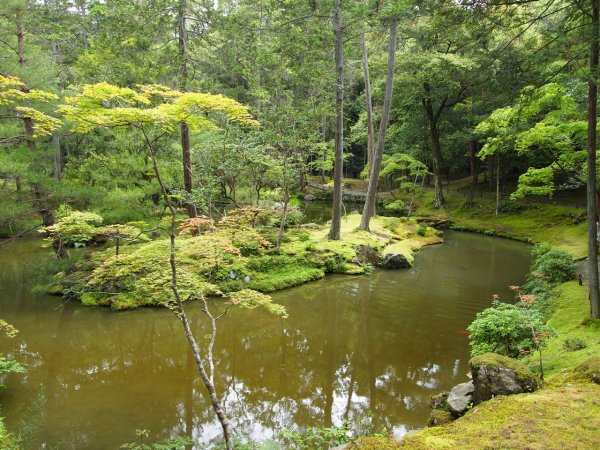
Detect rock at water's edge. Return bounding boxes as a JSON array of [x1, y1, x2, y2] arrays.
[[378, 252, 411, 269], [447, 381, 475, 416], [470, 353, 539, 403], [354, 244, 380, 265]]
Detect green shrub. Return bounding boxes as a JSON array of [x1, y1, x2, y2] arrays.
[[468, 301, 547, 358], [280, 423, 349, 450], [563, 337, 587, 352], [42, 210, 104, 246], [498, 200, 522, 214], [384, 199, 406, 212], [483, 229, 496, 236], [0, 418, 17, 450], [417, 225, 427, 236], [532, 248, 576, 284]]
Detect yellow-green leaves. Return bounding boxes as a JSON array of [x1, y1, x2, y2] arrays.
[[227, 289, 288, 318], [59, 82, 258, 134], [0, 74, 62, 137]]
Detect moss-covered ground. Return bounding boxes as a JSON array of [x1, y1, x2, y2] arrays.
[[394, 190, 586, 259], [51, 212, 441, 310]]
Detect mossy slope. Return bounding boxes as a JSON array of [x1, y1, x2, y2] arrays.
[[399, 384, 600, 450]]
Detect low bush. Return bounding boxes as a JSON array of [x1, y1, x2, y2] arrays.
[[532, 248, 576, 284], [468, 301, 548, 358]]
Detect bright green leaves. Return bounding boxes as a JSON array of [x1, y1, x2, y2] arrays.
[[477, 82, 588, 199], [511, 167, 555, 200], [59, 82, 258, 134], [41, 210, 103, 246], [0, 74, 62, 137], [227, 289, 288, 318]]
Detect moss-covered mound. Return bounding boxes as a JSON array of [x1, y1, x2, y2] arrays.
[[400, 384, 600, 449], [348, 435, 402, 449], [52, 212, 441, 310]]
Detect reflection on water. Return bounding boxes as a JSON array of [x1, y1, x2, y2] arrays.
[[0, 232, 530, 448]]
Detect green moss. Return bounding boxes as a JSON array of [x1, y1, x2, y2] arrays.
[[399, 384, 600, 449], [428, 410, 453, 427], [526, 281, 600, 379], [348, 435, 402, 449], [246, 265, 325, 292]]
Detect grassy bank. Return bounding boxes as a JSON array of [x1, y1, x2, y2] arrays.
[[409, 190, 587, 259], [51, 212, 442, 310]]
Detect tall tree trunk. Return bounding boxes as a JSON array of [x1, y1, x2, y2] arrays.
[[361, 30, 375, 176], [16, 8, 54, 227], [178, 0, 197, 218], [53, 133, 63, 181], [360, 20, 398, 231], [588, 0, 600, 319], [321, 116, 327, 183], [430, 122, 444, 208], [495, 154, 501, 217], [468, 140, 478, 204], [329, 0, 344, 240], [277, 185, 290, 249]]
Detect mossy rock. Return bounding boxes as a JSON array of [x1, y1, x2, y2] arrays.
[[573, 357, 600, 384], [48, 284, 64, 295], [470, 353, 539, 403], [348, 435, 402, 449], [428, 409, 453, 427]]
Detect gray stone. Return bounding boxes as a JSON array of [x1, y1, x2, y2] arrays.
[[472, 366, 537, 403], [447, 381, 475, 416], [378, 252, 411, 269], [354, 244, 380, 265], [243, 275, 251, 282], [304, 194, 316, 201]]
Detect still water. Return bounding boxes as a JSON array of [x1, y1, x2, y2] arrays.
[[0, 232, 530, 448]]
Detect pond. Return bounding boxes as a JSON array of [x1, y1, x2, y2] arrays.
[[0, 231, 530, 448]]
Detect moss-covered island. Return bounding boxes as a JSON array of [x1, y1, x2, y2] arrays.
[[49, 211, 441, 310]]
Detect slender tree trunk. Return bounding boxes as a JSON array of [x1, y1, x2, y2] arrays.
[[360, 20, 398, 231], [53, 133, 63, 181], [430, 123, 444, 208], [178, 0, 197, 218], [468, 140, 478, 204], [277, 185, 290, 249], [361, 30, 375, 175], [588, 0, 600, 319], [321, 116, 327, 183], [329, 0, 344, 240], [16, 5, 55, 227], [495, 154, 501, 217], [147, 142, 234, 449]]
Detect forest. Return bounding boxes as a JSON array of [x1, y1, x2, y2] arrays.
[[0, 0, 600, 449]]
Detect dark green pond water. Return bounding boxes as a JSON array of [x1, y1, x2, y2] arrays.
[[0, 232, 530, 449]]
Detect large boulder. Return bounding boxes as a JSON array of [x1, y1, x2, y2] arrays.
[[446, 381, 475, 416], [379, 252, 411, 269], [470, 353, 539, 403], [354, 244, 380, 265]]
